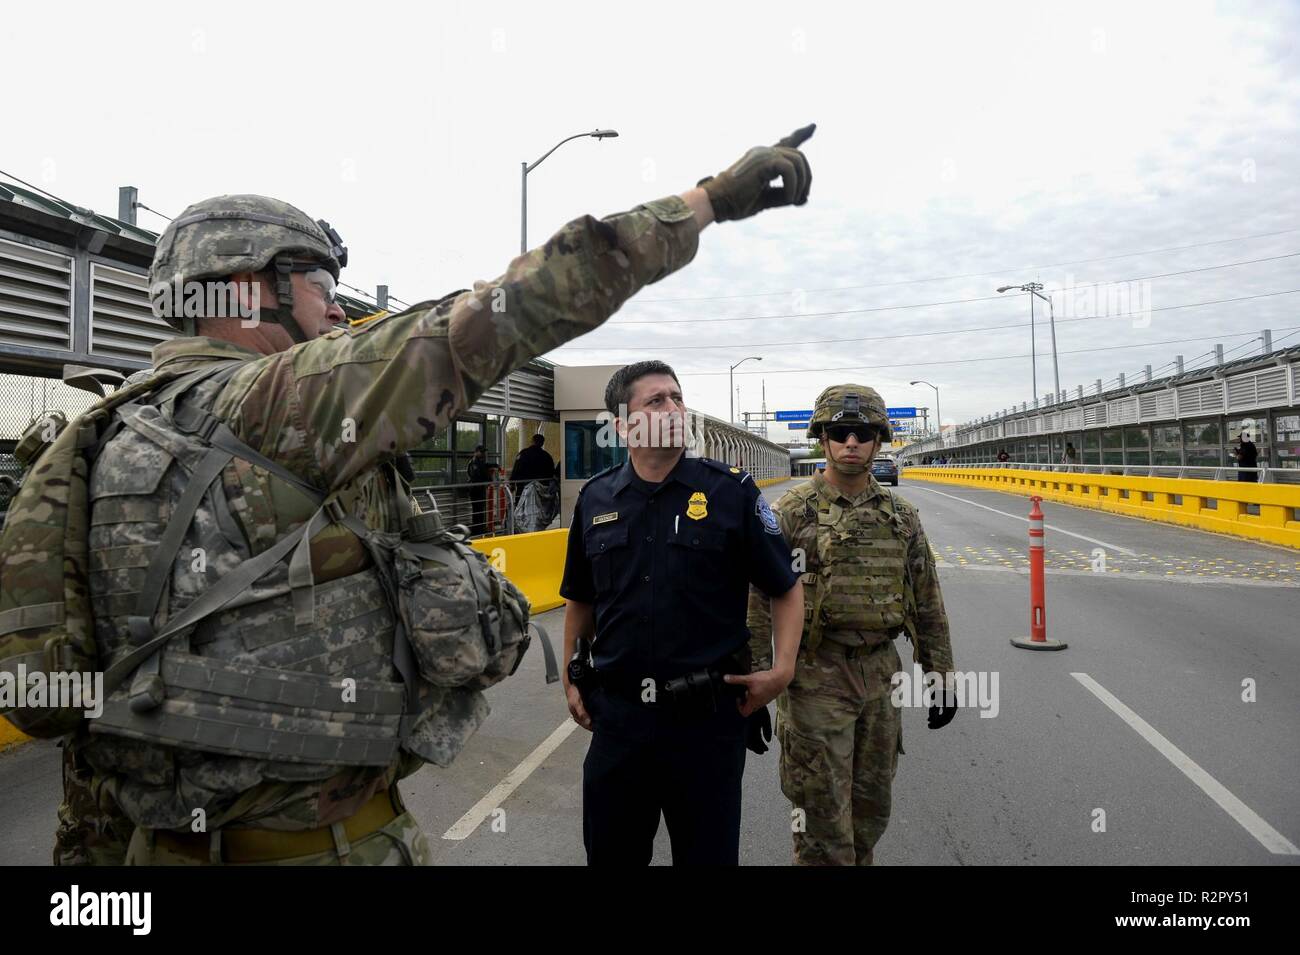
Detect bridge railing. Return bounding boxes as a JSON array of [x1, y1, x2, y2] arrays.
[[904, 464, 1300, 550], [903, 460, 1300, 483]]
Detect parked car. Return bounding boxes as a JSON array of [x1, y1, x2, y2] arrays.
[[871, 453, 899, 486]]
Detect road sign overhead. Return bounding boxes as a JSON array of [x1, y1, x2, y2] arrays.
[[787, 422, 811, 429], [886, 407, 917, 418], [774, 410, 816, 421]]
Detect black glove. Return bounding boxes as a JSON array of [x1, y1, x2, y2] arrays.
[[927, 690, 958, 730], [746, 705, 773, 754], [698, 124, 815, 223]]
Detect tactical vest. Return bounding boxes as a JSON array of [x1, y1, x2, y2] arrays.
[[800, 483, 917, 652], [77, 361, 551, 775]]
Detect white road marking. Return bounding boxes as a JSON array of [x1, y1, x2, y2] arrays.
[[442, 719, 581, 841], [904, 485, 1137, 555], [1071, 672, 1300, 856]]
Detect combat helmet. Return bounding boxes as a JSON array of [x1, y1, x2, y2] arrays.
[[807, 384, 891, 441], [149, 194, 347, 341]]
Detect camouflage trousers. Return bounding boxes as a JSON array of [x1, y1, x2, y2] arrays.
[[124, 808, 433, 866], [775, 638, 903, 866], [53, 738, 135, 866]]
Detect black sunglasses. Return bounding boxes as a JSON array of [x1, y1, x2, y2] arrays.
[[824, 424, 882, 444]]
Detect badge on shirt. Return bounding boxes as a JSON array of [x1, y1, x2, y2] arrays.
[[592, 511, 619, 525], [686, 491, 708, 521], [756, 496, 781, 535]]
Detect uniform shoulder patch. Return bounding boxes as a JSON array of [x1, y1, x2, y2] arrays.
[[699, 457, 749, 482], [755, 495, 782, 535]]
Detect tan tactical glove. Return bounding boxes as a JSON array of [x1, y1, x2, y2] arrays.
[[698, 124, 816, 222]]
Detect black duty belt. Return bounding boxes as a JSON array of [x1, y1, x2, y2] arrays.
[[595, 663, 746, 711]]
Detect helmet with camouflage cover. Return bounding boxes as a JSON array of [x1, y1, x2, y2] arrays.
[[807, 384, 891, 441], [149, 194, 347, 340]]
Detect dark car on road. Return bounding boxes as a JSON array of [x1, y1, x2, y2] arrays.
[[872, 453, 899, 485]]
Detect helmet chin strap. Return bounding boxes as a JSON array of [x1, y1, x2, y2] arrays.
[[263, 254, 309, 345], [823, 439, 870, 476]]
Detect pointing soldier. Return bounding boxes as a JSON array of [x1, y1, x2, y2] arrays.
[[748, 384, 957, 866], [19, 124, 817, 865]]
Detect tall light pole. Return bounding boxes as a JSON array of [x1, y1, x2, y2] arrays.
[[730, 356, 762, 424], [998, 282, 1060, 406], [521, 128, 619, 254], [910, 380, 941, 439]]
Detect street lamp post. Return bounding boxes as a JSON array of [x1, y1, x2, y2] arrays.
[[730, 356, 762, 424], [998, 282, 1060, 407], [910, 380, 941, 440], [521, 129, 619, 254]]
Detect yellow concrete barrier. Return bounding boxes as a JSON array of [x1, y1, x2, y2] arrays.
[[472, 527, 569, 613], [906, 467, 1300, 549], [0, 718, 30, 751], [756, 476, 792, 488]]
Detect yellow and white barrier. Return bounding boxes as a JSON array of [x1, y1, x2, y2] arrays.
[[906, 466, 1300, 549]]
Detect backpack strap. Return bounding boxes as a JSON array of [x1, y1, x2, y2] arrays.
[[104, 506, 325, 697], [111, 361, 328, 711]]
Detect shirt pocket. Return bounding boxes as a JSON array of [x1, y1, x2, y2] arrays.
[[584, 523, 630, 595], [667, 524, 728, 593]]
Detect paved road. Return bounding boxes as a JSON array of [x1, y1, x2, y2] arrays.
[[1, 475, 1296, 865]]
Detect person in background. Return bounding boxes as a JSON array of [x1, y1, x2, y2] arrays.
[[467, 444, 492, 532], [996, 448, 1010, 463], [1061, 442, 1078, 466], [1233, 432, 1259, 482], [510, 433, 556, 498]]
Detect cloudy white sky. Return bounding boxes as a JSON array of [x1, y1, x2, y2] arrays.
[[6, 0, 1299, 439]]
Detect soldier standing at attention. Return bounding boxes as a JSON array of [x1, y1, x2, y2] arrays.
[[748, 385, 957, 866], [24, 123, 816, 865]]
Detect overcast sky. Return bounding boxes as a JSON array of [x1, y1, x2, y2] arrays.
[[6, 0, 1299, 440]]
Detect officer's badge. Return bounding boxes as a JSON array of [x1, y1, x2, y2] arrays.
[[686, 491, 708, 521], [756, 496, 781, 535]]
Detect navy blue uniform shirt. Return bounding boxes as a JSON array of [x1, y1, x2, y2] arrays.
[[560, 454, 798, 679]]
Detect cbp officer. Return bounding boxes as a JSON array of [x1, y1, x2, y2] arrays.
[[560, 360, 804, 865]]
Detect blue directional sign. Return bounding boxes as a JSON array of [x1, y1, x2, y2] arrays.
[[886, 407, 917, 418], [787, 422, 811, 430], [775, 410, 816, 421]]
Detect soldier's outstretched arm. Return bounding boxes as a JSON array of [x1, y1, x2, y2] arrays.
[[230, 127, 815, 490]]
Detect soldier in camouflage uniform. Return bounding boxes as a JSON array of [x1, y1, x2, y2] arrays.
[[748, 384, 956, 865], [46, 126, 814, 865]]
